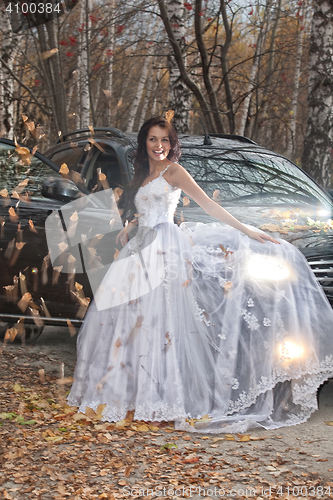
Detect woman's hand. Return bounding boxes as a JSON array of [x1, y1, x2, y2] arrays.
[[116, 228, 129, 247], [245, 228, 280, 244]]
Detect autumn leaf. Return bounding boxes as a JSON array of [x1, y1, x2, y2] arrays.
[[29, 219, 37, 233], [88, 137, 106, 153], [59, 163, 69, 175], [8, 207, 18, 222], [70, 210, 79, 222], [183, 456, 199, 463], [238, 434, 251, 442], [67, 319, 76, 337], [183, 196, 190, 207], [165, 110, 174, 123], [160, 443, 178, 450], [41, 48, 59, 59], [124, 466, 131, 477]]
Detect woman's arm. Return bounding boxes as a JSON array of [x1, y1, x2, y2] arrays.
[[116, 218, 138, 246], [167, 163, 279, 244]]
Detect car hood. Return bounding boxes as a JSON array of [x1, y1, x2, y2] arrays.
[[178, 202, 333, 259]]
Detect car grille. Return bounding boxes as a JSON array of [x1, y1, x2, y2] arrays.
[[307, 257, 333, 304]]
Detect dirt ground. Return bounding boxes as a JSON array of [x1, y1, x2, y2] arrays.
[[0, 326, 332, 500]]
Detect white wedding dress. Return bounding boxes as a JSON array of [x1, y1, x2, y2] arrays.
[[68, 164, 333, 433]]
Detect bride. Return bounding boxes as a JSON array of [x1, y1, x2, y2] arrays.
[[68, 116, 333, 433]]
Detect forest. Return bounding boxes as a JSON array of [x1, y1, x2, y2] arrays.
[[0, 0, 332, 187]]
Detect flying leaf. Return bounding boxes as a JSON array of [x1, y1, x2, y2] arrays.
[[41, 48, 59, 59], [165, 110, 174, 123], [67, 319, 76, 337], [59, 163, 69, 175], [29, 219, 37, 233], [88, 137, 106, 153], [8, 207, 19, 222]]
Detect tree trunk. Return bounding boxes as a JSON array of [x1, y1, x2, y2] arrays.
[[166, 0, 190, 133], [238, 0, 272, 137], [45, 20, 68, 135], [106, 0, 116, 124], [158, 0, 215, 132], [79, 0, 90, 128], [126, 24, 159, 133], [195, 0, 224, 133], [286, 3, 306, 160], [220, 0, 234, 133], [302, 0, 333, 188], [0, 8, 17, 137], [255, 0, 282, 144]]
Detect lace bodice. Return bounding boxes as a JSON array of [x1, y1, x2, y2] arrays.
[[134, 164, 181, 228]]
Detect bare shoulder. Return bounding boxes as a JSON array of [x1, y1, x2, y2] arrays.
[[166, 161, 188, 179]]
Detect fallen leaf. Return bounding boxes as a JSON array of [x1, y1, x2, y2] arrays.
[[124, 466, 131, 477], [183, 456, 199, 463]]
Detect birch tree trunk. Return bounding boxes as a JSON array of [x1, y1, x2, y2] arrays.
[[151, 66, 162, 116], [238, 0, 272, 137], [45, 20, 68, 134], [126, 23, 159, 133], [79, 0, 90, 128], [166, 0, 190, 132], [286, 3, 306, 160], [0, 8, 17, 137], [302, 0, 333, 187], [255, 0, 282, 144], [106, 0, 115, 124], [139, 58, 154, 125], [220, 0, 234, 133]]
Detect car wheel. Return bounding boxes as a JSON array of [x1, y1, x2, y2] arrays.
[[0, 322, 44, 344], [24, 324, 44, 344]]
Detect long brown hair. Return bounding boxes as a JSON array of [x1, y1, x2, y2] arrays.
[[118, 117, 181, 223]]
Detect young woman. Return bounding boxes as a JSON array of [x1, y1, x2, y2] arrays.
[[68, 117, 333, 433]]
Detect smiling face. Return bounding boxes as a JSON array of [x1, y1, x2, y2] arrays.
[[146, 126, 171, 166]]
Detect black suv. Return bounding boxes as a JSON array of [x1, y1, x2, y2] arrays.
[[1, 128, 332, 340]]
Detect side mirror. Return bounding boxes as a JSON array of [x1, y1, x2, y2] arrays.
[[42, 177, 81, 202]]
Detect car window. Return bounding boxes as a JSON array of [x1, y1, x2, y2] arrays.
[[0, 143, 59, 199], [181, 150, 332, 208], [85, 148, 124, 192], [48, 146, 84, 172]]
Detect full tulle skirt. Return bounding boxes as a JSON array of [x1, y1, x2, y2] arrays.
[[68, 221, 333, 433]]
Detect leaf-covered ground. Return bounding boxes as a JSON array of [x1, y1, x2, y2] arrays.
[[1, 347, 333, 500]]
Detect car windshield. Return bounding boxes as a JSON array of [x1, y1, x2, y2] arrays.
[[0, 143, 58, 197], [181, 149, 332, 208]]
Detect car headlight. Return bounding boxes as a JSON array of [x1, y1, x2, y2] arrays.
[[246, 254, 291, 281]]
